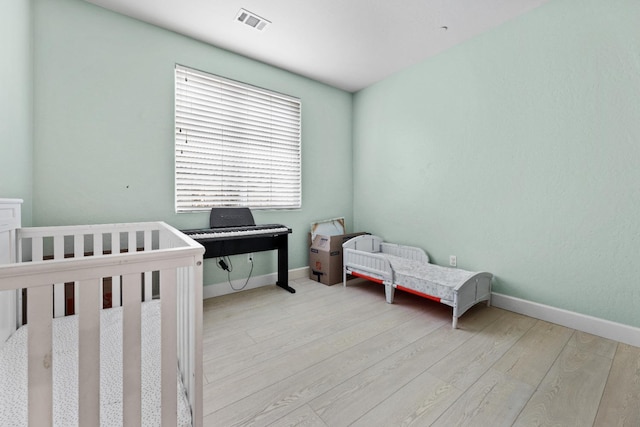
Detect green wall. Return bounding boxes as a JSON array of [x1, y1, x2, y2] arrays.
[[0, 0, 33, 225], [353, 0, 640, 327], [13, 0, 640, 327], [32, 0, 353, 285]]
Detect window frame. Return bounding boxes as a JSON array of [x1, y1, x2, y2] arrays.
[[174, 64, 302, 213]]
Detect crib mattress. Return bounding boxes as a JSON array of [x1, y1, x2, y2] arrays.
[[0, 300, 192, 427], [384, 254, 475, 302]]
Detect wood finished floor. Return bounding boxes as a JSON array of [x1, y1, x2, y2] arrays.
[[201, 278, 640, 427]]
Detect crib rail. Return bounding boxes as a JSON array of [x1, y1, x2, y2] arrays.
[[380, 242, 429, 262], [0, 221, 204, 427], [342, 234, 383, 252], [15, 222, 184, 318], [343, 248, 394, 284]]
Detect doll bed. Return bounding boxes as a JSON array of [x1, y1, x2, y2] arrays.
[[342, 235, 492, 328], [0, 199, 204, 426]]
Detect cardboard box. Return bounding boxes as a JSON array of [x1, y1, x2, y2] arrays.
[[309, 232, 367, 286]]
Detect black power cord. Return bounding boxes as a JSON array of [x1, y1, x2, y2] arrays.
[[218, 258, 230, 271], [215, 255, 253, 291]]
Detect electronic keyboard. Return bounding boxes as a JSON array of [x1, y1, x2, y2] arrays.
[[181, 207, 294, 293]]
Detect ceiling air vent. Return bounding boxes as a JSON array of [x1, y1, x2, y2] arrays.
[[236, 8, 270, 31]]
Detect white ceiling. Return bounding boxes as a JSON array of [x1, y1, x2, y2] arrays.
[[84, 0, 550, 93]]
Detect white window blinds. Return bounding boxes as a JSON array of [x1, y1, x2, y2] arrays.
[[175, 64, 302, 212]]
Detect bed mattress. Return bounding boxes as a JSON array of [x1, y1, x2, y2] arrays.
[[0, 300, 192, 426], [384, 254, 475, 303]]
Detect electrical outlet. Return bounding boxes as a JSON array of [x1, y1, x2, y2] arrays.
[[247, 253, 253, 263], [449, 255, 457, 267]]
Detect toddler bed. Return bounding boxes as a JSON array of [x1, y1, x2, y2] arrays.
[[342, 235, 492, 328], [0, 199, 204, 426]]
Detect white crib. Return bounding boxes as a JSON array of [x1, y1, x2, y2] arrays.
[[0, 199, 204, 426]]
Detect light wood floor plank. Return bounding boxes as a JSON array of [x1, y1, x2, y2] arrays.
[[203, 280, 307, 318], [308, 322, 454, 427], [267, 404, 328, 427], [308, 305, 504, 427], [243, 284, 387, 343], [203, 301, 428, 413], [513, 343, 613, 426], [427, 311, 537, 390], [203, 280, 335, 335], [204, 280, 382, 342], [492, 319, 573, 387], [350, 371, 463, 427], [201, 278, 640, 427], [205, 313, 438, 426], [593, 343, 640, 426], [431, 369, 534, 427], [203, 295, 397, 383], [567, 330, 618, 359]]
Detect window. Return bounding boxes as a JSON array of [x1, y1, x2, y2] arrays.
[[175, 64, 301, 212]]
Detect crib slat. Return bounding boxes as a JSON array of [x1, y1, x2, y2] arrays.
[[111, 231, 120, 253], [177, 267, 189, 403], [160, 269, 178, 426], [73, 235, 84, 315], [193, 260, 204, 426], [74, 234, 84, 257], [32, 236, 43, 261], [128, 231, 136, 255], [78, 278, 101, 426], [92, 233, 106, 308], [184, 267, 195, 407], [111, 232, 121, 307], [27, 285, 53, 426], [94, 232, 103, 257], [53, 236, 65, 318], [179, 264, 202, 426], [144, 230, 152, 301], [122, 273, 141, 426], [53, 235, 63, 258], [177, 268, 186, 398], [112, 276, 122, 307]]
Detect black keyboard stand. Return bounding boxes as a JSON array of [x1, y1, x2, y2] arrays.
[[190, 230, 295, 294]]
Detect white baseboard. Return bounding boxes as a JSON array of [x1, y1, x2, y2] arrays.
[[203, 266, 310, 299], [491, 292, 640, 348]]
